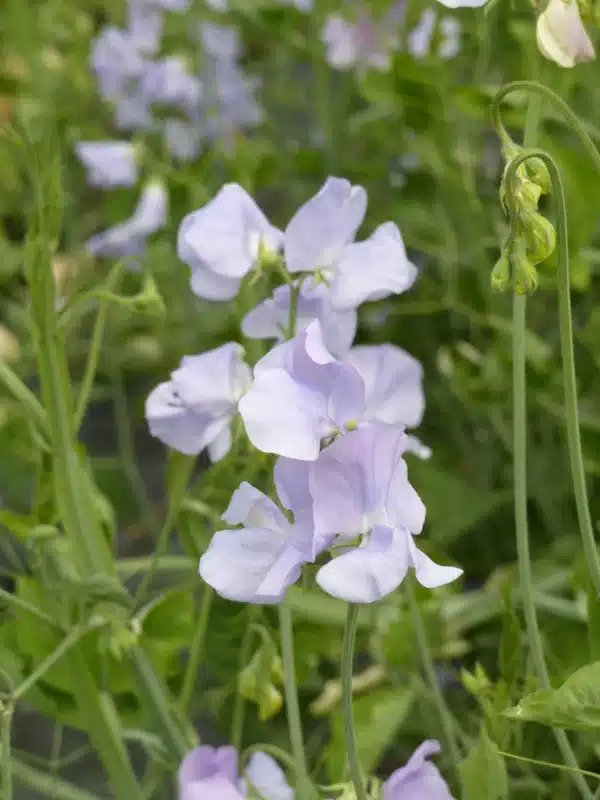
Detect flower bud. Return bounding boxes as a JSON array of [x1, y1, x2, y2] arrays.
[[511, 240, 539, 295], [491, 249, 512, 293], [525, 157, 552, 194], [521, 210, 557, 265], [536, 0, 596, 68]]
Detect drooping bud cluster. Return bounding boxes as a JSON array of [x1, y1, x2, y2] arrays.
[[492, 140, 555, 295]]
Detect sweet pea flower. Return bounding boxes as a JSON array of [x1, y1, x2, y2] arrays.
[[382, 740, 455, 799], [284, 178, 417, 310], [90, 27, 146, 101], [179, 745, 293, 799], [75, 141, 139, 189], [346, 344, 431, 459], [311, 423, 462, 603], [146, 343, 250, 461], [536, 0, 595, 68], [199, 458, 326, 603], [127, 0, 164, 54], [140, 55, 203, 113], [242, 280, 357, 358], [239, 321, 364, 461], [86, 180, 167, 257], [321, 4, 407, 72], [164, 118, 203, 162], [178, 184, 282, 301], [435, 0, 486, 6]]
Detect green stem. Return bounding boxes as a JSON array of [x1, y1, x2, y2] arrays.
[[405, 577, 463, 788], [12, 621, 101, 703], [1, 703, 12, 800], [341, 604, 367, 800], [11, 757, 101, 800], [278, 603, 313, 800], [498, 750, 600, 782], [0, 359, 47, 434], [230, 611, 256, 752], [513, 293, 592, 799], [178, 584, 214, 715], [0, 585, 65, 633], [491, 81, 600, 173], [504, 149, 600, 596], [74, 260, 126, 430]]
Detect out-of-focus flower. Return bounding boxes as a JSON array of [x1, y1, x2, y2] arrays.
[[179, 745, 293, 799], [146, 343, 250, 460], [199, 460, 324, 604], [164, 118, 203, 161], [178, 184, 282, 301], [90, 27, 145, 101], [86, 180, 167, 257], [127, 0, 164, 54], [242, 280, 357, 358], [321, 10, 402, 71], [536, 0, 596, 68], [311, 424, 462, 603], [283, 178, 416, 310], [75, 141, 139, 188], [140, 55, 202, 113], [239, 321, 364, 461], [382, 740, 455, 799], [199, 22, 241, 61], [435, 0, 486, 7]]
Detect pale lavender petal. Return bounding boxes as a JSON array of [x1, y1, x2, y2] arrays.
[[222, 482, 288, 531], [239, 369, 325, 460], [199, 527, 302, 603], [382, 740, 455, 800], [274, 457, 312, 513], [140, 56, 202, 112], [207, 425, 232, 462], [190, 265, 242, 302], [346, 344, 425, 428], [165, 118, 203, 162], [178, 185, 282, 286], [75, 142, 138, 188], [181, 776, 244, 800], [321, 15, 360, 70], [435, 0, 486, 6], [317, 526, 411, 603], [408, 9, 436, 58], [244, 752, 293, 800], [331, 222, 417, 310], [284, 177, 367, 273], [128, 0, 164, 53], [408, 538, 462, 589], [145, 382, 219, 456], [172, 343, 250, 415], [439, 17, 461, 59], [200, 22, 241, 60], [179, 746, 238, 787]]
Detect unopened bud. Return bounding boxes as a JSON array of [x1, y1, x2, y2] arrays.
[[525, 157, 552, 194], [521, 210, 556, 265], [511, 240, 539, 295], [491, 249, 512, 293]]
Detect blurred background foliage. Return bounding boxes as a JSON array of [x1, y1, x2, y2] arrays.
[[2, 0, 600, 796]]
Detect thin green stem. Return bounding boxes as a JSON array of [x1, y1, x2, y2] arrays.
[[11, 757, 101, 800], [405, 577, 463, 788], [1, 702, 12, 800], [0, 585, 65, 633], [278, 603, 313, 800], [498, 750, 600, 782], [178, 584, 214, 715], [341, 604, 367, 800], [230, 610, 256, 752], [0, 359, 47, 434], [74, 260, 126, 430], [504, 149, 600, 596], [491, 81, 600, 174], [12, 621, 101, 703], [513, 293, 592, 799]]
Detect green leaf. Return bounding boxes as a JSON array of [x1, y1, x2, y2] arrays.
[[504, 662, 600, 731], [459, 727, 509, 800], [408, 460, 509, 545], [0, 508, 36, 541], [137, 589, 194, 643], [327, 686, 415, 780], [498, 588, 522, 690]]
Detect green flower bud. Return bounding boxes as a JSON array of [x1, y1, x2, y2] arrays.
[[525, 157, 552, 194], [521, 210, 556, 265], [491, 248, 512, 293], [511, 239, 539, 295]]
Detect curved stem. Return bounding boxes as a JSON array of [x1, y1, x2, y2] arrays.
[[278, 603, 313, 800], [491, 81, 600, 174], [513, 293, 592, 799], [405, 578, 463, 790], [341, 604, 367, 800], [504, 149, 600, 597]]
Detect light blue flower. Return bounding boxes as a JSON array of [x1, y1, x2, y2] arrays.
[[178, 184, 282, 301], [382, 740, 455, 799], [86, 180, 167, 257], [146, 342, 250, 460], [75, 141, 139, 189]]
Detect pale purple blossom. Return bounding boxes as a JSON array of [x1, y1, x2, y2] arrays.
[[86, 181, 167, 257], [200, 23, 241, 62], [114, 92, 155, 132], [146, 343, 250, 461], [127, 0, 164, 54], [239, 321, 364, 461], [75, 141, 139, 189], [178, 184, 282, 301], [140, 56, 202, 114], [199, 459, 325, 603], [382, 740, 455, 799], [179, 745, 293, 799], [283, 178, 417, 310], [435, 0, 486, 6], [90, 27, 145, 101], [311, 424, 462, 603], [242, 280, 357, 358], [164, 118, 203, 162], [321, 12, 401, 71]]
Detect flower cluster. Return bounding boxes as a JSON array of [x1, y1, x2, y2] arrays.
[[178, 740, 455, 798], [147, 176, 462, 604], [77, 0, 263, 258]]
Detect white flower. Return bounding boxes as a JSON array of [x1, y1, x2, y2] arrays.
[[536, 0, 595, 68]]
